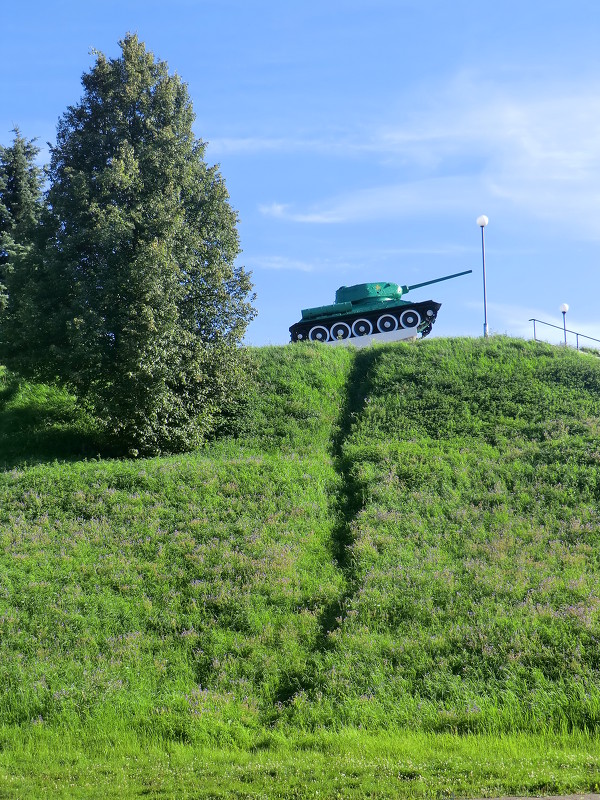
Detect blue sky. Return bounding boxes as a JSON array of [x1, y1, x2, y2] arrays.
[[2, 0, 600, 347]]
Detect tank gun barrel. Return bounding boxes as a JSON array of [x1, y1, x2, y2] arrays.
[[404, 269, 472, 294]]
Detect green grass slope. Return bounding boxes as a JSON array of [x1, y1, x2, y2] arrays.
[[2, 338, 600, 798], [314, 338, 600, 733], [0, 346, 353, 746]]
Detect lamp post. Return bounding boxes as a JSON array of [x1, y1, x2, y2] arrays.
[[477, 215, 489, 337], [560, 303, 569, 345]]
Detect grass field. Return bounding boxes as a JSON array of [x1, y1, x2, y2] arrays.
[[1, 337, 600, 797]]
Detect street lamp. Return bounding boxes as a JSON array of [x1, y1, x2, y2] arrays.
[[560, 303, 569, 345], [477, 215, 489, 337]]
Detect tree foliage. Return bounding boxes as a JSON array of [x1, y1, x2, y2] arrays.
[[0, 129, 43, 311], [0, 35, 256, 455]]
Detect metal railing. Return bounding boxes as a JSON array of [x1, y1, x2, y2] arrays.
[[529, 318, 600, 351]]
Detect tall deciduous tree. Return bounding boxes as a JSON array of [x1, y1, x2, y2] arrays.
[[0, 129, 43, 311], [1, 35, 255, 454]]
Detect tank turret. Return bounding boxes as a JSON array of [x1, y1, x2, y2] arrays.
[[289, 269, 472, 344]]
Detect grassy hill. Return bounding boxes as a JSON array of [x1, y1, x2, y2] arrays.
[[1, 337, 600, 798]]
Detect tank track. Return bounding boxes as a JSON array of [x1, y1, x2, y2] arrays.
[[289, 300, 441, 343]]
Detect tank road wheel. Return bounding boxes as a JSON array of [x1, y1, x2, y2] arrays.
[[352, 318, 373, 337], [309, 325, 330, 342], [330, 321, 351, 340], [399, 309, 421, 329], [377, 314, 398, 333]]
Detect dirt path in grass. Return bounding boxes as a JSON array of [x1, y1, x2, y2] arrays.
[[315, 347, 380, 642]]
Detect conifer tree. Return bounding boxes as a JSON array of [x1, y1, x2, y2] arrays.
[[0, 129, 43, 311], [0, 35, 255, 455]]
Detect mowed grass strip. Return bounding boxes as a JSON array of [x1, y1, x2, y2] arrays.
[[1, 728, 599, 799]]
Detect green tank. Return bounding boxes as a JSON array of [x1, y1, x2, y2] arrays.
[[289, 269, 472, 343]]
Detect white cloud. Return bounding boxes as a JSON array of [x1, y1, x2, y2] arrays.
[[207, 137, 310, 155], [206, 134, 372, 158], [258, 202, 290, 219], [248, 254, 316, 272], [260, 176, 485, 224], [255, 75, 600, 237]]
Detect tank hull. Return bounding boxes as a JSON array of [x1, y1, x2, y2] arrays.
[[326, 326, 420, 347], [289, 299, 441, 343]]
